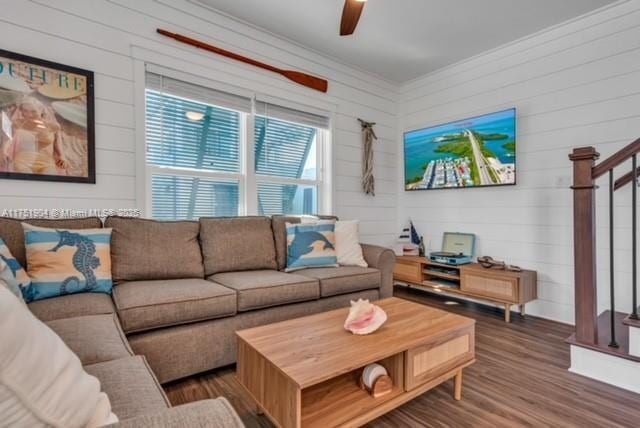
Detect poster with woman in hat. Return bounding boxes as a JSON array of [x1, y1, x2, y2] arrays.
[[0, 49, 95, 183]]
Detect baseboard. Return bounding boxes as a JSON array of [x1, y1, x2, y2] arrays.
[[630, 326, 640, 358], [569, 345, 640, 394]]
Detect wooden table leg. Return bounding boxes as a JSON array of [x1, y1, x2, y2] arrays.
[[504, 303, 511, 323], [520, 304, 526, 317], [454, 369, 463, 401]]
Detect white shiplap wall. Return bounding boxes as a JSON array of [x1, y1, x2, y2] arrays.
[[5, 0, 639, 324], [398, 0, 640, 323], [0, 0, 398, 246]]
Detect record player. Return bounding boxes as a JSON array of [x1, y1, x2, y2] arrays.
[[429, 232, 475, 265]]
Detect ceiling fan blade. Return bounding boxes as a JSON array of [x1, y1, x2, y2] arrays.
[[340, 0, 365, 36]]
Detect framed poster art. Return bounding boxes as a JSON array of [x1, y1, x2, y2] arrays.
[[0, 49, 95, 183]]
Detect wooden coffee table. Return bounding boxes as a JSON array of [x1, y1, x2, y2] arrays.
[[237, 297, 475, 428]]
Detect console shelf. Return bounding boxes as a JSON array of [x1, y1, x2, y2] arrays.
[[394, 257, 537, 323], [422, 269, 460, 282]]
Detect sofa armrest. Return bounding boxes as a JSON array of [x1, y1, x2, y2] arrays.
[[361, 243, 396, 299], [107, 398, 244, 428]]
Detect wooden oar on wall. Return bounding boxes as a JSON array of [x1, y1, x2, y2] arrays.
[[157, 29, 328, 93]]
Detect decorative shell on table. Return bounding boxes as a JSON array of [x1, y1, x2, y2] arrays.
[[344, 299, 387, 335]]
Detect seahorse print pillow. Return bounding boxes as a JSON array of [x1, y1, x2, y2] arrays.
[[22, 224, 113, 302], [285, 221, 338, 272], [0, 237, 32, 302]]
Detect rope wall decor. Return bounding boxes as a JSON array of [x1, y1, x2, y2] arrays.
[[358, 118, 377, 196]]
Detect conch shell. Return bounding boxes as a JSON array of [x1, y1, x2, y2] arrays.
[[344, 299, 387, 335]]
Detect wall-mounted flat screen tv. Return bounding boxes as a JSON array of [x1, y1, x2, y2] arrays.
[[404, 108, 516, 190]]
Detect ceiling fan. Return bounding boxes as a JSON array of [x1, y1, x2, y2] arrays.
[[340, 0, 367, 36]]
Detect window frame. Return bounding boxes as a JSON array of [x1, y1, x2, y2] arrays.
[[142, 74, 330, 219], [253, 114, 328, 216]]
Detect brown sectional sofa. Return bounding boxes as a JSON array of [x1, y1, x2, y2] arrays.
[[0, 216, 243, 427], [0, 214, 395, 425]]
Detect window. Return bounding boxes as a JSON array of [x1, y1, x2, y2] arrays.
[[144, 72, 330, 220]]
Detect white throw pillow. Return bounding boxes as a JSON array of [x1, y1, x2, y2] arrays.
[[335, 220, 368, 267], [0, 287, 118, 428]]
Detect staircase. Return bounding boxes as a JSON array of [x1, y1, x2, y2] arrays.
[[568, 140, 640, 393]]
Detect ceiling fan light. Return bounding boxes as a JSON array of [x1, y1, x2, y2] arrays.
[[185, 111, 205, 121]]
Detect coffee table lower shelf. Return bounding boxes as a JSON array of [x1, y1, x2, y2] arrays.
[[238, 342, 475, 428], [299, 361, 474, 428], [301, 370, 404, 428]]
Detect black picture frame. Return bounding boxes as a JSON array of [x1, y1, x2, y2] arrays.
[[0, 49, 95, 184]]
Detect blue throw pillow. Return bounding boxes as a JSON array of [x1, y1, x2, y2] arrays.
[[22, 224, 113, 302], [0, 257, 26, 304], [0, 237, 33, 302], [285, 221, 338, 272]]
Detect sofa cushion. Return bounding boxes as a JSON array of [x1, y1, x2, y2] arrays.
[[108, 398, 245, 428], [46, 314, 133, 366], [28, 292, 116, 322], [113, 279, 237, 333], [200, 217, 277, 275], [209, 270, 319, 312], [105, 216, 204, 283], [272, 216, 301, 271], [0, 216, 102, 267], [296, 266, 381, 297], [84, 356, 169, 421]]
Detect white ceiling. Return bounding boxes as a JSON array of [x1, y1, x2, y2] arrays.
[[197, 0, 616, 83]]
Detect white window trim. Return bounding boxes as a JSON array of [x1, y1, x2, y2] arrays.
[[148, 165, 243, 182], [139, 64, 332, 218]]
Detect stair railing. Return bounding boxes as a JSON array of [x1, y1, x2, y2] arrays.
[[569, 138, 640, 346]]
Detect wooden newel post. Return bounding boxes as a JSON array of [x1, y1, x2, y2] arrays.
[[569, 147, 600, 344]]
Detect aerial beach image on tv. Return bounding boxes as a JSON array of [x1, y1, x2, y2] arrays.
[[404, 108, 516, 190]]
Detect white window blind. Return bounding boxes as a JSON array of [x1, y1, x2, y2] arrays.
[[257, 182, 317, 216], [144, 71, 330, 219], [254, 115, 317, 179], [254, 101, 324, 216], [152, 174, 239, 220], [146, 90, 241, 173], [255, 100, 330, 130], [146, 72, 252, 113]]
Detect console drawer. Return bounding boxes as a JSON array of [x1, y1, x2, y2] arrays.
[[394, 260, 422, 283], [461, 271, 518, 302], [404, 326, 475, 391]]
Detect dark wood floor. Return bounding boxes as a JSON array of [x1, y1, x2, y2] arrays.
[[164, 286, 640, 427]]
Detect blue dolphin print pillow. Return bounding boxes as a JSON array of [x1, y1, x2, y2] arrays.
[[285, 221, 338, 272], [0, 237, 33, 302]]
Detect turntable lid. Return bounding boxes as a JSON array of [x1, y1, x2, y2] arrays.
[[442, 232, 475, 256]]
